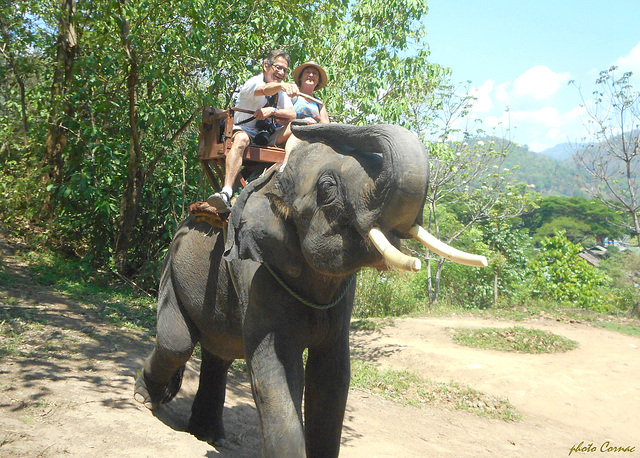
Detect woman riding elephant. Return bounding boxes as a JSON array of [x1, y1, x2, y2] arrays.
[[291, 61, 329, 125], [282, 61, 330, 166]]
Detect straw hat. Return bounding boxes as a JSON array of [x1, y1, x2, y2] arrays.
[[292, 61, 328, 91]]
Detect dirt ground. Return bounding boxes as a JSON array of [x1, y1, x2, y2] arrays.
[[1, 241, 639, 457]]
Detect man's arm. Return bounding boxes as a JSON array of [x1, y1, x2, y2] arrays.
[[254, 81, 298, 98], [254, 106, 296, 121]]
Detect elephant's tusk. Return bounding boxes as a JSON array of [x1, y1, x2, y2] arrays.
[[409, 225, 488, 268], [368, 228, 421, 272]]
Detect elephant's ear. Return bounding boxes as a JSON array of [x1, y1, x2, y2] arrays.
[[223, 170, 303, 277]]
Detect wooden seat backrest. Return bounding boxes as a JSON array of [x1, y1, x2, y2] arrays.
[[197, 107, 285, 191]]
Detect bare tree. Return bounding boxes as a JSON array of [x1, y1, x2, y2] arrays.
[[572, 66, 640, 245], [410, 81, 530, 303]]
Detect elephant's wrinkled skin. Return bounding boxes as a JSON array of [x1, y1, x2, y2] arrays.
[[135, 123, 430, 457]]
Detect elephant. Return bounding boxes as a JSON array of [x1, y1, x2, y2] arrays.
[[133, 123, 486, 457]]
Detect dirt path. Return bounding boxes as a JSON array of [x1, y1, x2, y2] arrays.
[[347, 317, 640, 457], [1, 244, 639, 457]]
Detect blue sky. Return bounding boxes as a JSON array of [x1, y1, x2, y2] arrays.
[[424, 0, 640, 152]]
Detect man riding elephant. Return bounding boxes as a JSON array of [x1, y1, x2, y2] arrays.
[[207, 49, 298, 213]]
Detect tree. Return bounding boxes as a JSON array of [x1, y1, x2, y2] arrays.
[[480, 218, 532, 307], [521, 196, 626, 244], [43, 0, 77, 205], [1, 0, 446, 284], [572, 66, 640, 245], [406, 80, 535, 303], [528, 231, 608, 310], [535, 216, 592, 245]]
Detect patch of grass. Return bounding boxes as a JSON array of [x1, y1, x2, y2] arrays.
[[91, 294, 156, 332], [350, 360, 521, 422], [0, 270, 14, 287], [350, 318, 393, 332], [450, 326, 578, 354], [0, 293, 21, 307], [0, 305, 47, 359], [6, 247, 158, 332], [229, 359, 248, 381], [595, 320, 640, 337]]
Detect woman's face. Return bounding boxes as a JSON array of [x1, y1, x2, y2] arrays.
[[300, 67, 320, 89]]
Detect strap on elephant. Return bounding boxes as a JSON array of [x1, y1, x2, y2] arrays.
[[264, 263, 355, 310]]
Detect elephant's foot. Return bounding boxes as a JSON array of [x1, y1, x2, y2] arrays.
[[134, 365, 186, 410], [133, 369, 160, 411], [188, 416, 227, 446]]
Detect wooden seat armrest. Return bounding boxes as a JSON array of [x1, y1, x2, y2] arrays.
[[202, 106, 228, 126]]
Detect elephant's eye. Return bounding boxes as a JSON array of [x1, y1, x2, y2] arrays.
[[317, 174, 338, 206]]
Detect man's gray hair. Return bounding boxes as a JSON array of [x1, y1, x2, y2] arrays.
[[265, 49, 291, 68]]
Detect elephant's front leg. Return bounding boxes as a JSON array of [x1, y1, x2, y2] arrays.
[[244, 305, 306, 456], [246, 332, 306, 456], [304, 332, 351, 458]]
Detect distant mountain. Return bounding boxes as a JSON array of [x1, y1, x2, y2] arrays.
[[538, 142, 593, 161], [502, 142, 585, 197], [539, 143, 576, 161]]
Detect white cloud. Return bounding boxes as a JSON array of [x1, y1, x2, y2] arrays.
[[545, 127, 563, 141], [469, 79, 495, 113], [495, 82, 510, 103], [566, 104, 587, 121], [510, 107, 561, 127], [512, 65, 571, 100], [527, 140, 546, 152], [460, 66, 591, 152], [483, 115, 508, 129], [615, 41, 640, 73]]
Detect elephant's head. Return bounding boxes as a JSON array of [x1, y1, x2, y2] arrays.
[[224, 123, 486, 279]]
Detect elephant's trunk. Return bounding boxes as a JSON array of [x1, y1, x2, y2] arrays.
[[365, 124, 429, 235]]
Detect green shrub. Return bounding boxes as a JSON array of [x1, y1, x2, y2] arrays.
[[354, 269, 427, 318], [598, 250, 640, 313], [528, 231, 609, 310]]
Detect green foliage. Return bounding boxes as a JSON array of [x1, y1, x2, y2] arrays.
[[535, 216, 593, 246], [354, 268, 428, 318], [456, 220, 532, 309], [528, 231, 609, 310], [521, 196, 626, 245], [1, 0, 444, 286], [317, 0, 447, 127], [598, 251, 640, 314], [450, 326, 578, 354], [19, 246, 157, 331]]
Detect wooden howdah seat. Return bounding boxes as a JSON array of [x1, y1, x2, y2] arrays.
[[197, 106, 286, 192]]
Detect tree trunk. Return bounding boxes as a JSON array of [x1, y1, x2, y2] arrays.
[[426, 258, 434, 302], [114, 7, 144, 274], [493, 269, 499, 307], [632, 211, 640, 249], [430, 258, 444, 304], [43, 0, 77, 214]]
